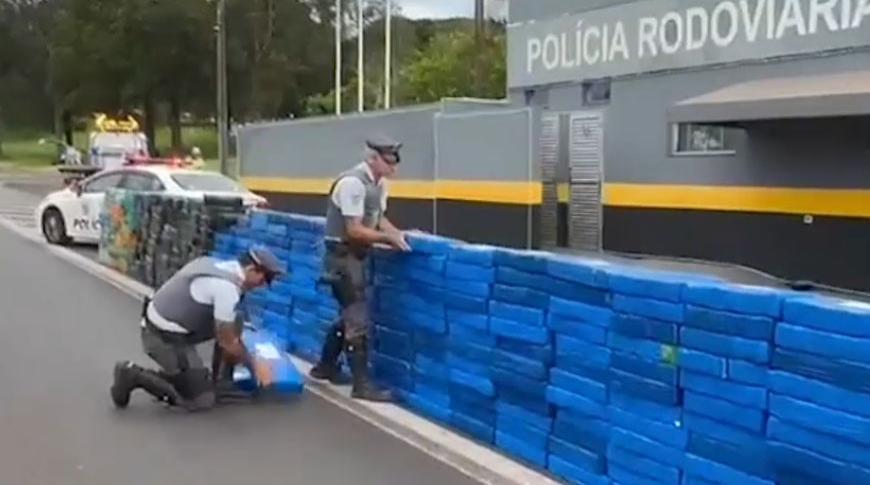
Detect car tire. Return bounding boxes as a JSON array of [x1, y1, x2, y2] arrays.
[[42, 208, 71, 245]]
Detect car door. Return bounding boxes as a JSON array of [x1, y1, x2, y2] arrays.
[[74, 172, 125, 242]]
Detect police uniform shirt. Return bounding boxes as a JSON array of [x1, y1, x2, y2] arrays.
[[145, 260, 243, 333], [331, 162, 388, 218]]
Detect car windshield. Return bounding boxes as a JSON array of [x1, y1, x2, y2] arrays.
[[170, 172, 244, 193]]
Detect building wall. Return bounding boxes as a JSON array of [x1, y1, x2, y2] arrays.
[[237, 104, 540, 249], [512, 49, 870, 291]]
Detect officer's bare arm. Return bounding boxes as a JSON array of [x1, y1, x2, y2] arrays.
[[345, 217, 392, 245], [215, 320, 250, 363]]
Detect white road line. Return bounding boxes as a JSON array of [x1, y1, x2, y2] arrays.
[[0, 216, 562, 485]]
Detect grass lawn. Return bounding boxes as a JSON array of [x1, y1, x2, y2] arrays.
[[0, 126, 222, 171]]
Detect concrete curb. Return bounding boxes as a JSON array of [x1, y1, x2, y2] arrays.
[[0, 216, 564, 485]]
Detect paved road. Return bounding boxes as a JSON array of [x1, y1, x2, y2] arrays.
[[0, 225, 478, 485]]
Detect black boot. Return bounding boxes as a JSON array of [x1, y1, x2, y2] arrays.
[[110, 361, 184, 408], [346, 337, 392, 402], [310, 323, 350, 385]]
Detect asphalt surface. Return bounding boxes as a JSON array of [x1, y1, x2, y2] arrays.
[[0, 226, 478, 485]]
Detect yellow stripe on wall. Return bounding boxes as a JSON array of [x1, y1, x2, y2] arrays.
[[241, 177, 542, 205], [604, 183, 870, 218], [242, 177, 870, 218]]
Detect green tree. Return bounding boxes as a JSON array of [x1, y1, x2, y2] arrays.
[[398, 26, 506, 104]]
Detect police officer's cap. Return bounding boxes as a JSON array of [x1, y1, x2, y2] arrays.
[[248, 245, 286, 283], [366, 135, 402, 164]]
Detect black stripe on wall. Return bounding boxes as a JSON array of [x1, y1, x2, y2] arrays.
[[603, 206, 870, 293]]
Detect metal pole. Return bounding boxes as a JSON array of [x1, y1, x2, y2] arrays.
[[216, 0, 230, 176], [357, 0, 364, 113], [384, 0, 391, 110], [335, 0, 342, 115]]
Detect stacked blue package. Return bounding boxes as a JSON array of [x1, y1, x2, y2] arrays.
[[445, 267, 497, 446], [763, 295, 870, 482], [679, 281, 784, 482], [602, 265, 691, 485]]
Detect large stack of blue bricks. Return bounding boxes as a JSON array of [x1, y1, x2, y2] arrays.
[[210, 208, 870, 485]]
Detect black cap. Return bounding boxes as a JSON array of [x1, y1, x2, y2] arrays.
[[248, 245, 286, 284], [366, 135, 402, 164]]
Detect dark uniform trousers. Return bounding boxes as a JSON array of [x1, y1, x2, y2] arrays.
[[323, 241, 371, 341]]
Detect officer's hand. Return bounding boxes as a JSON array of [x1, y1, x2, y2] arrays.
[[254, 360, 273, 388], [387, 232, 411, 252]]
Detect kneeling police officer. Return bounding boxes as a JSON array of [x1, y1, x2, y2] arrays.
[[110, 247, 284, 411], [310, 135, 410, 402]]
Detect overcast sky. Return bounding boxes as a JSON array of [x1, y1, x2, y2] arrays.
[[398, 0, 508, 20]]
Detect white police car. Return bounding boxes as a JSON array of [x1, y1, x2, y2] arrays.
[[35, 165, 267, 245]]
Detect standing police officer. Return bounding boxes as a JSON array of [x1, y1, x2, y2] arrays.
[[110, 247, 285, 411], [310, 135, 410, 402]]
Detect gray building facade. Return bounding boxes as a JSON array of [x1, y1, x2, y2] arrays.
[[508, 0, 870, 291]]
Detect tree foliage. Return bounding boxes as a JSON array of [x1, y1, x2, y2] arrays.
[[0, 0, 508, 152]]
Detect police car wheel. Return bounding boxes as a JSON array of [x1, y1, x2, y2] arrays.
[[42, 208, 70, 245]]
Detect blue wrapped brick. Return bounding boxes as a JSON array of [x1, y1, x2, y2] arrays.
[[496, 400, 552, 430], [768, 440, 870, 484], [681, 327, 770, 364], [496, 415, 549, 449], [609, 405, 688, 449], [402, 391, 452, 425], [607, 269, 688, 302], [414, 353, 449, 384], [556, 335, 611, 372], [445, 278, 490, 297], [491, 348, 547, 380], [687, 432, 772, 479], [546, 386, 607, 420], [548, 435, 606, 475], [776, 323, 870, 365], [684, 453, 774, 485], [608, 333, 680, 366], [767, 417, 870, 470], [610, 368, 680, 406], [611, 391, 682, 425], [547, 314, 608, 344], [546, 256, 610, 289], [782, 296, 870, 338], [550, 369, 608, 404], [684, 391, 766, 433], [683, 281, 786, 318], [679, 348, 727, 377], [489, 317, 550, 345], [553, 410, 610, 454], [768, 370, 870, 418], [680, 371, 767, 410], [496, 338, 552, 365], [450, 388, 495, 426], [405, 233, 454, 254], [728, 359, 768, 386], [495, 431, 547, 468], [612, 351, 679, 387], [769, 394, 870, 446], [547, 454, 609, 485], [446, 353, 488, 376], [448, 244, 495, 267], [451, 412, 494, 444], [685, 305, 775, 341], [612, 294, 685, 323], [494, 248, 550, 274], [611, 313, 679, 345], [492, 284, 549, 309], [607, 444, 681, 485], [445, 261, 495, 282], [772, 347, 870, 393], [489, 301, 544, 327], [444, 290, 489, 313], [548, 297, 614, 327], [609, 426, 685, 468], [448, 368, 495, 398]]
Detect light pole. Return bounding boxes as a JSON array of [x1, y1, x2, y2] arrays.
[[357, 0, 364, 113], [384, 0, 391, 110], [335, 0, 343, 115], [216, 0, 230, 176]]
